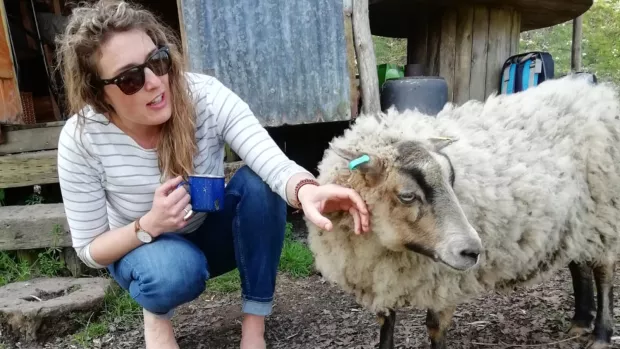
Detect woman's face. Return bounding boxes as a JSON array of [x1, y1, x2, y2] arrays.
[[97, 29, 172, 128]]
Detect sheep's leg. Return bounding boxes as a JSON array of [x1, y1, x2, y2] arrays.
[[377, 309, 396, 349], [426, 306, 455, 349], [586, 261, 615, 349], [568, 261, 595, 336]]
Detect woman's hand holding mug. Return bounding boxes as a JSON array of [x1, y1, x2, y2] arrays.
[[140, 176, 192, 236]]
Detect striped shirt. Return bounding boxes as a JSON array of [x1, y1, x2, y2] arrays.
[[57, 72, 310, 268]]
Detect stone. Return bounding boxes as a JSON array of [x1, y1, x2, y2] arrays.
[[0, 277, 113, 344]]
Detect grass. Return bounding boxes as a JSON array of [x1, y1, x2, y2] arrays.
[[0, 225, 67, 287], [205, 221, 314, 293], [71, 283, 142, 347]]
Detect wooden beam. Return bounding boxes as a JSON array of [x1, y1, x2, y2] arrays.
[[0, 146, 244, 190], [352, 0, 381, 115], [571, 15, 583, 72], [343, 0, 360, 118], [0, 150, 58, 189], [0, 121, 65, 155], [0, 203, 71, 250], [176, 0, 190, 65]]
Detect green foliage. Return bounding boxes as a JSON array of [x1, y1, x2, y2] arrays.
[[0, 248, 67, 287], [72, 283, 142, 347], [372, 0, 620, 85], [520, 0, 620, 84], [373, 36, 407, 66], [278, 223, 314, 278], [0, 224, 67, 286], [205, 222, 315, 294]]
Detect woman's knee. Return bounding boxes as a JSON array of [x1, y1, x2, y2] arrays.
[[228, 166, 286, 213], [108, 234, 208, 315]]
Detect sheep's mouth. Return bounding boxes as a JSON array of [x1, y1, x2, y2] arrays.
[[405, 242, 438, 261], [405, 242, 473, 271]]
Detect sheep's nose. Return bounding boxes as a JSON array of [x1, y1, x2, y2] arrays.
[[460, 247, 480, 263], [452, 239, 482, 269]]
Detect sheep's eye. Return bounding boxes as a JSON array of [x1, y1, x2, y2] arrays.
[[398, 192, 418, 204]]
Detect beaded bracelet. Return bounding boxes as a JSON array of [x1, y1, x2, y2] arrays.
[[294, 178, 320, 209]]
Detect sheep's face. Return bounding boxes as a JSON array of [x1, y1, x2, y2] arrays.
[[331, 138, 482, 271]]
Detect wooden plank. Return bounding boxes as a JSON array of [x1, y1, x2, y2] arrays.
[[0, 0, 22, 123], [352, 0, 380, 115], [344, 4, 360, 118], [0, 150, 59, 189], [0, 122, 65, 155], [439, 9, 457, 102], [485, 8, 514, 98], [425, 10, 441, 76], [453, 6, 474, 104], [176, 0, 190, 63], [0, 203, 71, 250], [0, 0, 14, 80], [510, 11, 521, 55], [0, 80, 22, 123], [469, 5, 490, 101]]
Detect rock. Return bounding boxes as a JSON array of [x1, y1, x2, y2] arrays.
[[0, 277, 113, 344]]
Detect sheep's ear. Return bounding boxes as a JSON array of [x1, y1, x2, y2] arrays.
[[330, 145, 386, 186], [330, 144, 359, 162], [428, 136, 458, 152]]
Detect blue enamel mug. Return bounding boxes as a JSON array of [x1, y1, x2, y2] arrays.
[[179, 174, 225, 212]]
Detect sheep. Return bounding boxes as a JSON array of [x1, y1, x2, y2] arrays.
[[305, 74, 620, 349]]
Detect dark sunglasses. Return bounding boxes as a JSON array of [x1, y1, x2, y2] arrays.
[[98, 46, 172, 95]]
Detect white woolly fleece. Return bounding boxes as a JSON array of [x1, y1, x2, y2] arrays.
[[306, 75, 620, 314]]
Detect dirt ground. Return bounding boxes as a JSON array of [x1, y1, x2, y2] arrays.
[[6, 217, 620, 349], [17, 264, 618, 349]]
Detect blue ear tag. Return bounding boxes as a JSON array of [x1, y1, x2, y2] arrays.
[[348, 154, 370, 170]]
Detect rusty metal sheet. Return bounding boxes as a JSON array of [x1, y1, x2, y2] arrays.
[[180, 0, 352, 126]]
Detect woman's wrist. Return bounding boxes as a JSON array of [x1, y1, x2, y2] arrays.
[[139, 211, 161, 238], [294, 178, 319, 208], [285, 172, 319, 208]]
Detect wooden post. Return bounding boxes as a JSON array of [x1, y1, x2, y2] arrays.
[[352, 0, 381, 115], [571, 15, 583, 72]]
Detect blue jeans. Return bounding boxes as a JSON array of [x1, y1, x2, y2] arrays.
[[107, 166, 287, 318]]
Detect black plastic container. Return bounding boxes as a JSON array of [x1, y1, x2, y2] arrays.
[[380, 76, 448, 116]]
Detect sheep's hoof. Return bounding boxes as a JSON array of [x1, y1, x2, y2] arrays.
[[567, 323, 590, 337], [584, 339, 611, 349]]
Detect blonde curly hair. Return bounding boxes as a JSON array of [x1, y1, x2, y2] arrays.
[[55, 0, 196, 179]]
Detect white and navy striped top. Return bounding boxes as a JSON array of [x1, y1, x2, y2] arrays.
[[57, 72, 310, 268]]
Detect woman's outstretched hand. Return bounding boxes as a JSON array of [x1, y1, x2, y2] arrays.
[[297, 183, 370, 235]]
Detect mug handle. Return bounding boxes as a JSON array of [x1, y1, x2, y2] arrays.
[[177, 181, 193, 220]]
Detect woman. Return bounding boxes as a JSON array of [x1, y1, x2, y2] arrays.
[[54, 1, 369, 348]]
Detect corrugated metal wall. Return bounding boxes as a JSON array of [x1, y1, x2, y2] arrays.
[[180, 0, 352, 127]]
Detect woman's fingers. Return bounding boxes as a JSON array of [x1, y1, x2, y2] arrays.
[[349, 206, 361, 234], [304, 203, 333, 231]]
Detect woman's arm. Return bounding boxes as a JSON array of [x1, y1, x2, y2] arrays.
[[207, 77, 312, 206], [57, 123, 141, 268], [203, 76, 369, 233], [58, 123, 193, 267]]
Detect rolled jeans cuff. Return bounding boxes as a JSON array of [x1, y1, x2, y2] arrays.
[[144, 307, 175, 320], [242, 298, 273, 316]]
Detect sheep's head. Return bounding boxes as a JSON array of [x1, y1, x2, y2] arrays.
[[330, 137, 482, 271]]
